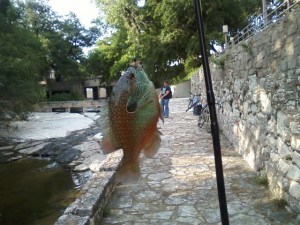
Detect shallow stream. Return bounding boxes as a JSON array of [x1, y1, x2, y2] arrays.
[[0, 158, 79, 225]]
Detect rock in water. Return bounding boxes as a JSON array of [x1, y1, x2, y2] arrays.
[[98, 62, 163, 178]]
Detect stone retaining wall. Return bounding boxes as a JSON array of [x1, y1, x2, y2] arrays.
[[35, 100, 106, 112], [55, 150, 123, 225], [192, 8, 300, 213]]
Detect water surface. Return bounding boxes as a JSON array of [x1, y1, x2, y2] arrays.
[[0, 158, 79, 225]]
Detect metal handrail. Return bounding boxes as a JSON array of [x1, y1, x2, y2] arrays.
[[228, 0, 299, 47]]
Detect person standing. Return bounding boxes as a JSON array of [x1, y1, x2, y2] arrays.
[[159, 81, 172, 118]]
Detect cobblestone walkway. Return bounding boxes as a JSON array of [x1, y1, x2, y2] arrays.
[[99, 98, 297, 225]]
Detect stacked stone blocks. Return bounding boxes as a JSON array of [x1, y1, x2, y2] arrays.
[[55, 150, 123, 225], [192, 8, 300, 214]]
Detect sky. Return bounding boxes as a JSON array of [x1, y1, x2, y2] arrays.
[[48, 0, 100, 28], [47, 0, 145, 28], [47, 0, 145, 54]]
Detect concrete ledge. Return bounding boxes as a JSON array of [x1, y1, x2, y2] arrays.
[[52, 107, 68, 112], [35, 100, 106, 112], [55, 150, 123, 225], [55, 215, 89, 225], [70, 107, 84, 113]]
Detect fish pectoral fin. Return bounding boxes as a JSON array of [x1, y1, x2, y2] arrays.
[[143, 130, 161, 158], [101, 138, 120, 154], [160, 112, 164, 123]]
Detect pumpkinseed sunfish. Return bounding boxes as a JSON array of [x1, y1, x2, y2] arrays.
[[98, 62, 163, 177]]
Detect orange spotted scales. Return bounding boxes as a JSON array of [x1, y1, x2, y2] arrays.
[[98, 63, 163, 176]]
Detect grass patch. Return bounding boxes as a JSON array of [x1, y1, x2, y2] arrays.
[[102, 207, 111, 217], [271, 198, 287, 209], [211, 53, 228, 69], [254, 173, 269, 186], [241, 43, 253, 55]]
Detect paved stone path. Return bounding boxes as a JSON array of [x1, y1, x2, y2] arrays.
[[99, 98, 298, 225]]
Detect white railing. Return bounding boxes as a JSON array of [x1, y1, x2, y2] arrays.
[[228, 0, 299, 47]]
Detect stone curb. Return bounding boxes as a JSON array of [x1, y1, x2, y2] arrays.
[[55, 150, 123, 225]]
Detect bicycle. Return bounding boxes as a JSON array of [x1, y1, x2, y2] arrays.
[[185, 92, 201, 114], [198, 102, 223, 128], [197, 103, 209, 128], [185, 93, 223, 129]]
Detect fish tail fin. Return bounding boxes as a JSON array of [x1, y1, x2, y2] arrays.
[[116, 162, 141, 181], [143, 129, 161, 158], [117, 150, 141, 181]]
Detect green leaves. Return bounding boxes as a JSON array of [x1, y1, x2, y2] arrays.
[[0, 0, 264, 121], [0, 0, 102, 120], [92, 0, 262, 86], [0, 6, 47, 120]]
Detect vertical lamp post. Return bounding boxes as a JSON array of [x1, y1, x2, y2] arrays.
[[222, 25, 228, 48], [262, 0, 267, 23], [193, 0, 229, 224], [230, 37, 234, 46]]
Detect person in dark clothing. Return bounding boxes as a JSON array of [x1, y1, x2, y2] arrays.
[[159, 81, 172, 118]]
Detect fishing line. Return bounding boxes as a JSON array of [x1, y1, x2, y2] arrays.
[[193, 0, 229, 224]]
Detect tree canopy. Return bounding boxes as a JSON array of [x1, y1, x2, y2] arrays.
[[91, 0, 262, 86], [15, 0, 101, 80], [1, 0, 277, 120], [0, 0, 47, 119], [0, 0, 101, 120]]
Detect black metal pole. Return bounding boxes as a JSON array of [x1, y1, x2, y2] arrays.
[[193, 1, 229, 224]]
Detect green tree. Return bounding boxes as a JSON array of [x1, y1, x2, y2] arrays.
[[93, 0, 261, 86], [0, 0, 47, 120], [0, 0, 103, 120], [16, 0, 101, 80]]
